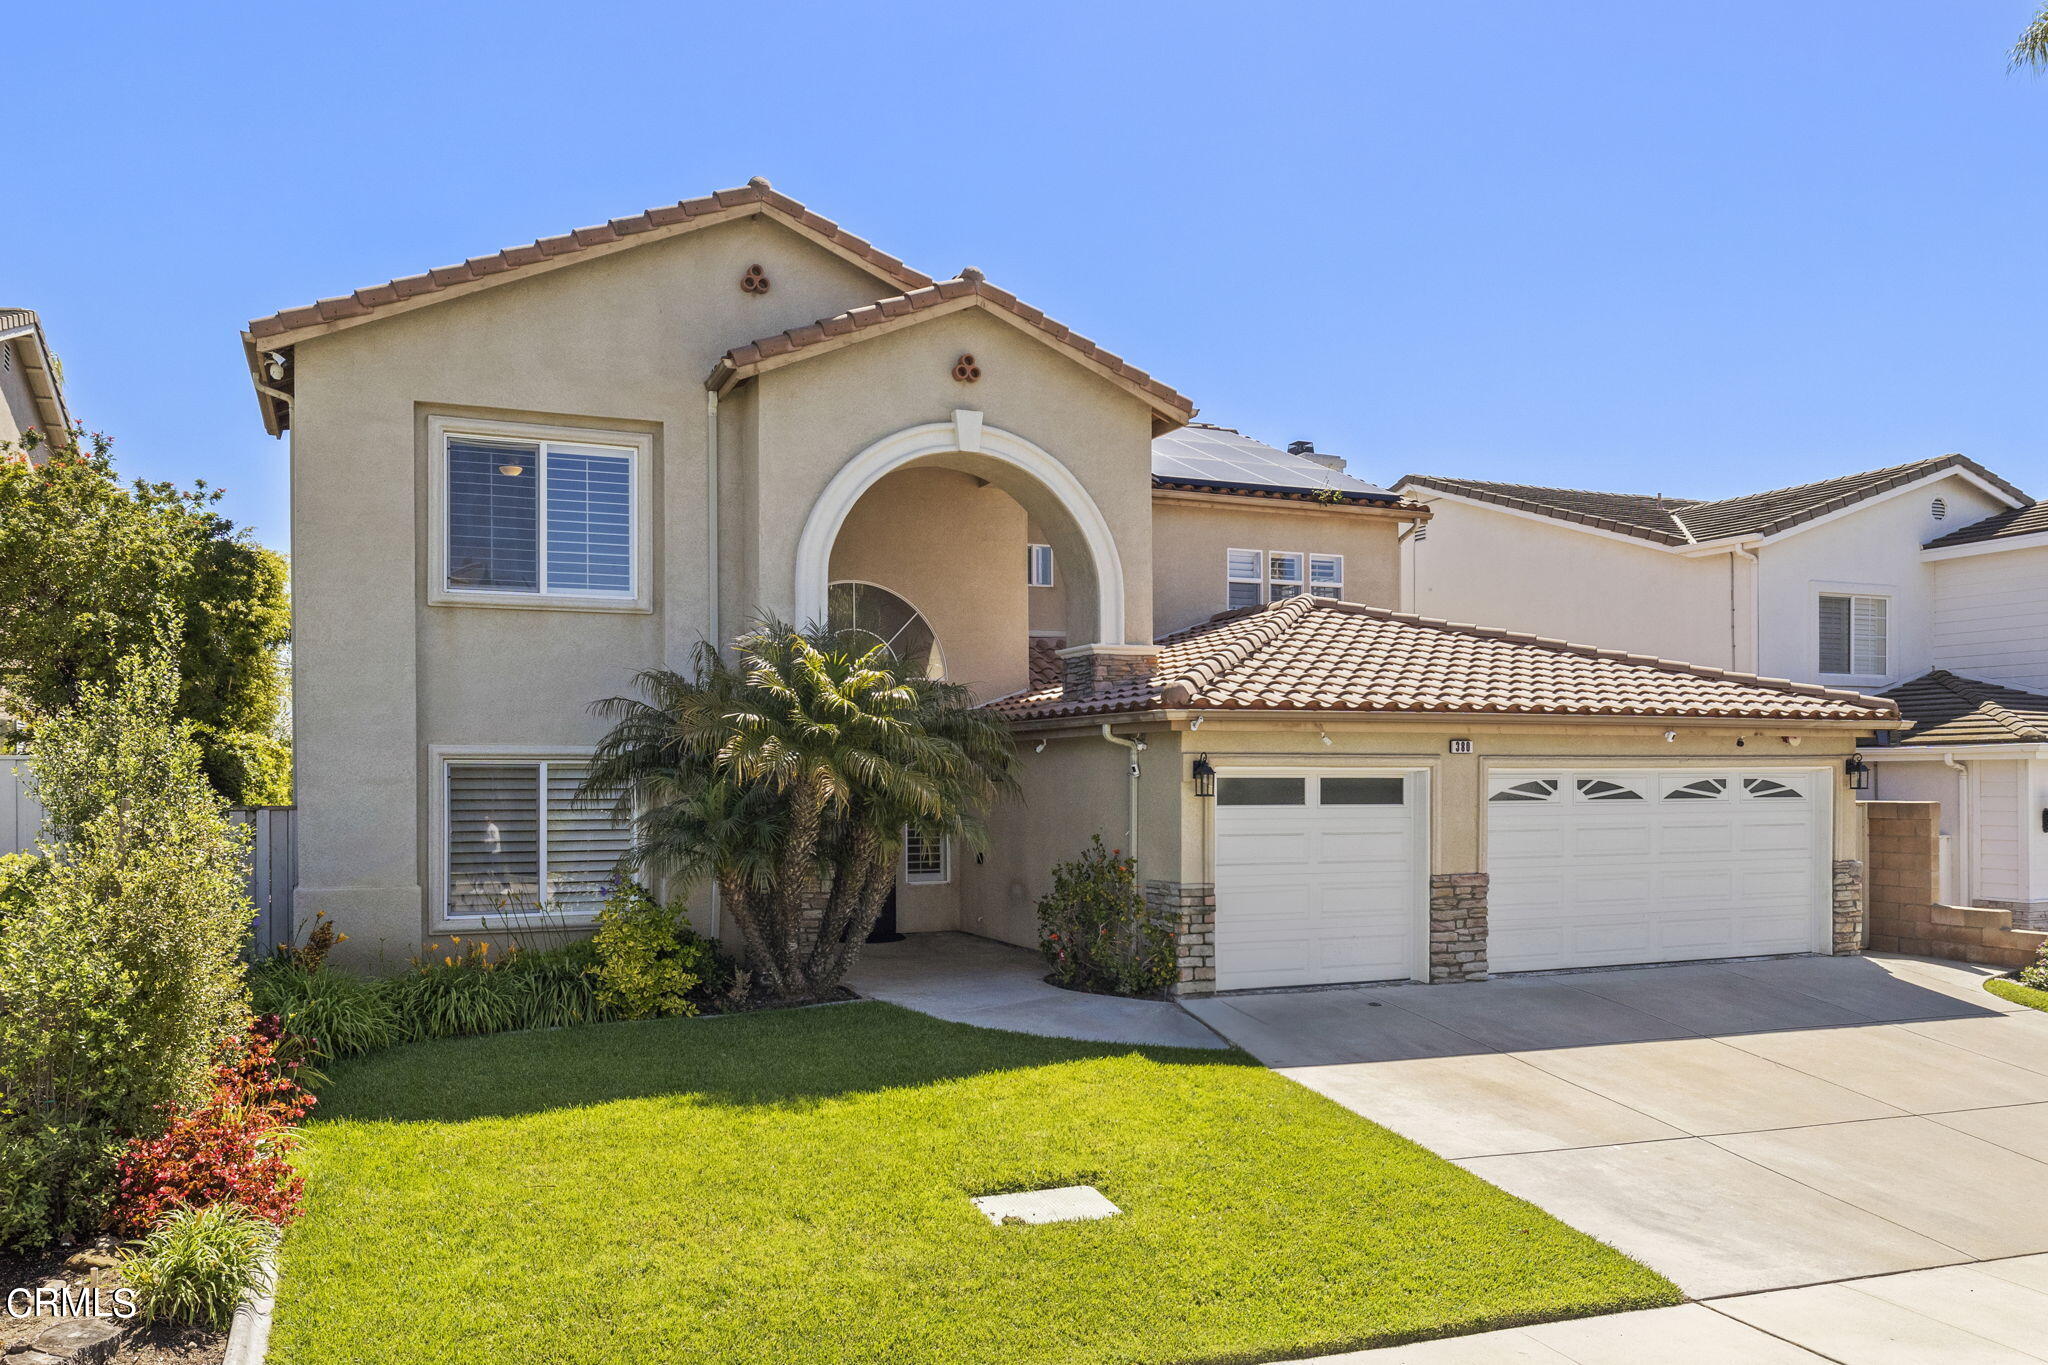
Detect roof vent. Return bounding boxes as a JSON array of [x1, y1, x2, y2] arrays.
[[1932, 497, 1948, 520], [1288, 440, 1315, 456]]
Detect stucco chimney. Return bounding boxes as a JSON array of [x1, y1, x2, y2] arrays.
[[1287, 439, 1349, 474], [1056, 643, 1159, 702]]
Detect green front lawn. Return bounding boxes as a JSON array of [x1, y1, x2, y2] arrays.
[[270, 1003, 1675, 1364], [1989, 975, 2048, 1012]]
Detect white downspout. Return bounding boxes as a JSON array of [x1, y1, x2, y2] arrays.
[[1100, 724, 1142, 871], [1941, 750, 1970, 906], [1730, 544, 1760, 673], [705, 389, 720, 650]]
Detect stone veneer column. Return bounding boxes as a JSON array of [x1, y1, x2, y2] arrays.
[[1145, 880, 1216, 995], [1832, 859, 1865, 955], [1430, 873, 1489, 983], [1057, 643, 1159, 701]]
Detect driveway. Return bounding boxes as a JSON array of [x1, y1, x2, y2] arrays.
[[1184, 953, 2048, 1299]]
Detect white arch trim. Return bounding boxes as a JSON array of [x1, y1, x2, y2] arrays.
[[793, 413, 1128, 643]]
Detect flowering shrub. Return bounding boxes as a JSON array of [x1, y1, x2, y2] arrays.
[[590, 883, 727, 1019], [2020, 940, 2048, 993], [110, 1016, 314, 1234], [1036, 836, 1177, 997]]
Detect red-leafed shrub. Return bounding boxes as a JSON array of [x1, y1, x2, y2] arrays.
[[109, 1016, 315, 1233]]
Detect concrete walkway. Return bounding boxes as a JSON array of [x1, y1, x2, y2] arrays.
[[1186, 953, 2048, 1298], [845, 931, 1226, 1049], [1302, 1254, 2048, 1362]]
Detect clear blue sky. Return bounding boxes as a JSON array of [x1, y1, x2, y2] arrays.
[[9, 1, 2046, 552]]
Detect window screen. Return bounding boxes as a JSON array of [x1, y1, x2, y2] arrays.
[[1226, 548, 1263, 609], [1818, 594, 1887, 675], [1309, 554, 1343, 600], [1217, 777, 1306, 806], [447, 440, 540, 591], [1321, 776, 1403, 805], [1268, 552, 1305, 601]]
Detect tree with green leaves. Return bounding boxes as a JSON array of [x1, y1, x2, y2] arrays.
[[0, 428, 291, 804], [2015, 6, 2048, 69], [586, 621, 1016, 1000], [0, 636, 254, 1247]]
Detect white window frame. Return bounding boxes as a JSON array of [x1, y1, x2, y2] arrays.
[[1308, 553, 1344, 599], [902, 826, 950, 885], [427, 415, 653, 613], [1814, 588, 1889, 679], [1226, 547, 1264, 608], [1268, 550, 1306, 601], [428, 745, 635, 931], [1027, 543, 1056, 588]]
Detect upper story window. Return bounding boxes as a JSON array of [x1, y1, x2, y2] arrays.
[[1226, 548, 1344, 609], [429, 416, 651, 611], [1027, 543, 1055, 588], [1818, 593, 1887, 676], [1268, 552, 1305, 600], [1309, 554, 1343, 600]]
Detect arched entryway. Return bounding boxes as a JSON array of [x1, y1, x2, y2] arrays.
[[793, 414, 1130, 650]]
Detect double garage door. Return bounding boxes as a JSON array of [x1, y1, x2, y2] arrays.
[[1213, 766, 1830, 990]]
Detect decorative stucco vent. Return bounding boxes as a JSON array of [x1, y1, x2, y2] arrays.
[[971, 1185, 1120, 1227]]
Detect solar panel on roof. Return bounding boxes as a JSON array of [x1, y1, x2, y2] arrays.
[[1151, 427, 1394, 497]]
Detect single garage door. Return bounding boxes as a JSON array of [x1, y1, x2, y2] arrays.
[[1486, 768, 1831, 973], [1213, 769, 1427, 990]]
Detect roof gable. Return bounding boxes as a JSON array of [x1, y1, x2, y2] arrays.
[[705, 270, 1194, 431], [1925, 499, 2048, 551], [994, 594, 1897, 724], [1393, 476, 1694, 543], [246, 180, 930, 348], [1882, 670, 2048, 746]]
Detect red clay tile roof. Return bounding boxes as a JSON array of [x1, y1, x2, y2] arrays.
[[705, 272, 1194, 423], [1880, 671, 2048, 746], [244, 180, 933, 344], [1399, 455, 2029, 546], [1027, 637, 1064, 689], [1925, 500, 2048, 550], [992, 594, 1898, 724]]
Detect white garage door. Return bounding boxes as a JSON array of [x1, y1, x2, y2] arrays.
[[1486, 769, 1830, 973], [1213, 769, 1427, 990]]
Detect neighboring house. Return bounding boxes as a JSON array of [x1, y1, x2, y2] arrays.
[[1393, 461, 2048, 928], [0, 309, 70, 457], [244, 179, 1898, 990]]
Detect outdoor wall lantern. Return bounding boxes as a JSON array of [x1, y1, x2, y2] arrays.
[[1191, 754, 1217, 798], [1844, 754, 1871, 791]]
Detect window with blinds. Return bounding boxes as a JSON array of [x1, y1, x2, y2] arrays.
[[903, 827, 949, 884], [1817, 593, 1888, 676], [1027, 544, 1055, 588], [444, 432, 635, 598], [1226, 548, 1263, 609], [445, 760, 630, 921], [1268, 552, 1305, 600], [1309, 553, 1343, 599]]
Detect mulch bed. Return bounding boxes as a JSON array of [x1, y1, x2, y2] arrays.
[[1, 1241, 224, 1365]]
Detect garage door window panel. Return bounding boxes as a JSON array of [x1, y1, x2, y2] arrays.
[[1321, 776, 1405, 805], [1218, 777, 1307, 806]]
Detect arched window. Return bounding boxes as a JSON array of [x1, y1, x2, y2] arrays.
[[827, 581, 946, 679]]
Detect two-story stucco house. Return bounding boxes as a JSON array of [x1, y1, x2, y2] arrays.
[[1394, 461, 2048, 926], [244, 180, 1901, 991], [0, 308, 70, 457]]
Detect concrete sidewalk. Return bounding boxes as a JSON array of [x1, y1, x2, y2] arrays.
[[845, 931, 1226, 1049], [1304, 1253, 2048, 1362]]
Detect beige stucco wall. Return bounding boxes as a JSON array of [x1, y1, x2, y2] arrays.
[[1404, 498, 1747, 665], [287, 216, 927, 964], [736, 306, 1158, 650], [828, 466, 1028, 699], [0, 340, 42, 447], [1151, 495, 1404, 636]]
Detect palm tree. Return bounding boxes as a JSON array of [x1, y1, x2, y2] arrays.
[[587, 621, 1015, 1000], [2016, 5, 2048, 70]]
